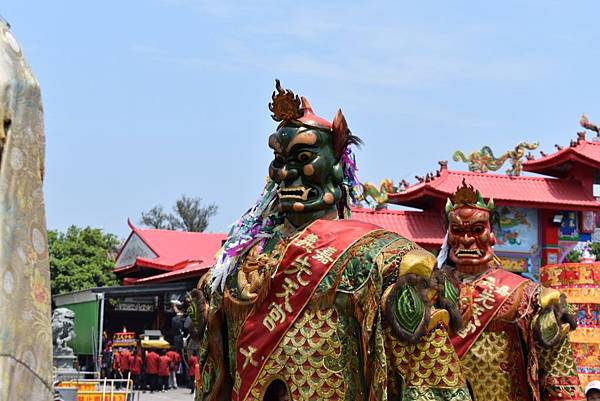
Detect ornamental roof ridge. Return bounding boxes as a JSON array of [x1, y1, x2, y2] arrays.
[[523, 137, 600, 177], [445, 169, 555, 181], [401, 160, 451, 190], [125, 218, 162, 256], [400, 167, 558, 193], [113, 218, 161, 265], [524, 137, 591, 162], [523, 114, 600, 172]]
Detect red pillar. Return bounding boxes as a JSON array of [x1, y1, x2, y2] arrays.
[[541, 210, 560, 265]]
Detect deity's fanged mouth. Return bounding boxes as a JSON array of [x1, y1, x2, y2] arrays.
[[455, 249, 483, 258], [277, 186, 315, 201]]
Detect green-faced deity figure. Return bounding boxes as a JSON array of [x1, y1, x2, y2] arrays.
[[189, 81, 472, 401], [266, 83, 358, 227]]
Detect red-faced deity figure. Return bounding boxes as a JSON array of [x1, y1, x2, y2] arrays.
[[445, 180, 496, 274]]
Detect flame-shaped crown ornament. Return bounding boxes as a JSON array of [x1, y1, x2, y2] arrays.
[[445, 178, 495, 216], [268, 79, 333, 130], [269, 79, 303, 123]]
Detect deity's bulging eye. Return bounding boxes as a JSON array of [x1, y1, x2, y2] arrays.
[[472, 225, 484, 235], [451, 226, 464, 235], [296, 150, 315, 163]]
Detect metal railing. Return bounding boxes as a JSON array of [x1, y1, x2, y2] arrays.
[[54, 373, 135, 401], [54, 369, 100, 381]]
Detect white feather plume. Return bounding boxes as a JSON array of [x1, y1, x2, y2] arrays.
[[437, 231, 449, 268]]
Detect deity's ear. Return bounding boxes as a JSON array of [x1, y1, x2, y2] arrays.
[[332, 109, 349, 159], [445, 199, 454, 216], [490, 231, 497, 247]]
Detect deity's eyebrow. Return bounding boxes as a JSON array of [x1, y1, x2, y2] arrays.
[[286, 130, 317, 152], [461, 218, 489, 225], [287, 143, 317, 155]]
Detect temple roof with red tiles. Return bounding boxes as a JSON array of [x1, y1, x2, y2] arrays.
[[114, 220, 226, 283], [127, 261, 210, 284], [388, 165, 600, 211], [351, 207, 445, 246], [523, 133, 600, 177]]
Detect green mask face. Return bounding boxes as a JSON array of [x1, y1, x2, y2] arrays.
[[268, 124, 343, 227]]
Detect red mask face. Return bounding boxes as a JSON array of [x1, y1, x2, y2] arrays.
[[447, 206, 496, 272]]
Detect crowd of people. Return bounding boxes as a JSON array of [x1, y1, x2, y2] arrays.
[[102, 345, 198, 393]]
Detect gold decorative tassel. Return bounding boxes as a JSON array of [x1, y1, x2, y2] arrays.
[[493, 254, 503, 267]]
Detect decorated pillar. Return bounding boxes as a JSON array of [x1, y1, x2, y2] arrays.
[[541, 263, 600, 389], [0, 20, 53, 400]]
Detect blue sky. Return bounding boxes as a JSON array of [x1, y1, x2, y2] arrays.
[[4, 1, 600, 239]]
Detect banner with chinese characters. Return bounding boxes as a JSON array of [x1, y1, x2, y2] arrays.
[[112, 331, 137, 348], [233, 219, 381, 401], [540, 263, 600, 289], [495, 207, 538, 254], [541, 263, 600, 389], [113, 296, 155, 312]]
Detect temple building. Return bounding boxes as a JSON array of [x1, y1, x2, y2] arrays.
[[113, 219, 226, 285], [52, 221, 226, 363], [101, 220, 225, 334], [353, 132, 600, 279]]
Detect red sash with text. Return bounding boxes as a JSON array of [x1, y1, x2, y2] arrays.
[[233, 219, 382, 401], [451, 268, 529, 358]]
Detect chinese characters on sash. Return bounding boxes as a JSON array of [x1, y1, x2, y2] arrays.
[[262, 233, 337, 332], [457, 276, 512, 338]]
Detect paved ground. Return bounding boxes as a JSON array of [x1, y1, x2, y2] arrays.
[[130, 387, 196, 401]]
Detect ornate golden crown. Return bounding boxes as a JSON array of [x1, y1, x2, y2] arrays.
[[268, 79, 303, 123], [445, 179, 494, 216]]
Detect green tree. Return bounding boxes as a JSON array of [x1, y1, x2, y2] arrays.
[[140, 195, 218, 232], [140, 206, 170, 229], [49, 226, 120, 295]]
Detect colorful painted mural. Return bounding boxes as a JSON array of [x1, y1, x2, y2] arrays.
[[494, 207, 539, 254], [496, 255, 529, 273], [559, 211, 579, 241]]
